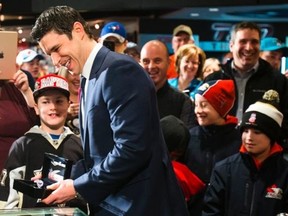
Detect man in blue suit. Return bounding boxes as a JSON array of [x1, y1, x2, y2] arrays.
[[31, 6, 189, 216]]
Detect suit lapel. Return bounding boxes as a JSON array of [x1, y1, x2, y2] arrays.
[[81, 46, 111, 150]]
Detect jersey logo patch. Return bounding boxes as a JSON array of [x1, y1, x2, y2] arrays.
[[265, 184, 283, 200]]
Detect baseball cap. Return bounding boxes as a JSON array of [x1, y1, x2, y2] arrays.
[[260, 37, 288, 55], [100, 21, 126, 43], [33, 74, 70, 100], [16, 49, 44, 65], [173, 24, 194, 40]]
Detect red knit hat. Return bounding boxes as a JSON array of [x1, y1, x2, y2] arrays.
[[195, 80, 235, 117]]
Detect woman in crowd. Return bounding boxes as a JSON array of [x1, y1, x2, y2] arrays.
[[168, 44, 206, 100], [57, 67, 80, 136]]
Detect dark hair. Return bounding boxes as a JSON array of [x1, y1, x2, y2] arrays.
[[31, 5, 93, 41], [230, 21, 261, 42], [33, 88, 70, 103]]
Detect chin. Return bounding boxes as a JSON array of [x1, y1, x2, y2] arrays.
[[198, 121, 208, 126]]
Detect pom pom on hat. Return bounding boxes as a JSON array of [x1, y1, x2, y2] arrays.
[[195, 80, 235, 117], [240, 90, 283, 142]]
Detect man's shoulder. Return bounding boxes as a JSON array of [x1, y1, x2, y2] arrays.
[[166, 84, 191, 100], [204, 70, 230, 82], [214, 153, 241, 169]]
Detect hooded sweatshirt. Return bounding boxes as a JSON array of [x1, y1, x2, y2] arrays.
[[1, 126, 83, 208]]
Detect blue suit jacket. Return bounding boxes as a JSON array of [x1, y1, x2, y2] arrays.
[[74, 46, 189, 216]]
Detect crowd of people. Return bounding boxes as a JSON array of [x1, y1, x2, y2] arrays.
[[1, 5, 288, 216]]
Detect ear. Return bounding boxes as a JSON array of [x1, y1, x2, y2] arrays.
[[34, 103, 40, 116], [72, 22, 85, 39], [229, 41, 234, 52]]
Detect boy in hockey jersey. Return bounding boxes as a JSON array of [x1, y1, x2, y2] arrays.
[[2, 74, 83, 209]]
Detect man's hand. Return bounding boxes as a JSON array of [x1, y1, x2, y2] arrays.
[[68, 102, 80, 118], [41, 179, 76, 205]]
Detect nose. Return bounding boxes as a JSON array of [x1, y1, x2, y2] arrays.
[[187, 61, 194, 68], [49, 102, 57, 110], [244, 42, 253, 50], [194, 105, 202, 114], [148, 61, 156, 69]]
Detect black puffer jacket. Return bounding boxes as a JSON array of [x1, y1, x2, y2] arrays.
[[203, 144, 288, 216], [184, 116, 241, 216], [185, 116, 241, 183]]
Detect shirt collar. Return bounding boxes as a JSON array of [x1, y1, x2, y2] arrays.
[[231, 60, 259, 76], [82, 43, 102, 79]]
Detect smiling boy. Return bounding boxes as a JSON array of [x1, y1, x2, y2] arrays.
[[203, 90, 288, 215], [2, 74, 83, 209]]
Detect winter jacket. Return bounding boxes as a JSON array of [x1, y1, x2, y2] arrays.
[[185, 116, 241, 183], [203, 143, 288, 216]]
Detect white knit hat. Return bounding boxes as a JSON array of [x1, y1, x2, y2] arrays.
[[240, 90, 283, 142]]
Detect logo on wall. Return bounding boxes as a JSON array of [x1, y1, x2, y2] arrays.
[[211, 23, 274, 41]]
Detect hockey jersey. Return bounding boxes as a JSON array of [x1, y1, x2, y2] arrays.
[[1, 126, 83, 208]]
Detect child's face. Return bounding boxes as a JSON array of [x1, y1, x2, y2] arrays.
[[242, 127, 271, 161], [194, 94, 224, 126], [34, 89, 69, 132]]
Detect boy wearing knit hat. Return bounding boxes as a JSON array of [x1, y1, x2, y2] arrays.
[[184, 79, 241, 215], [203, 90, 288, 215], [2, 74, 84, 209]]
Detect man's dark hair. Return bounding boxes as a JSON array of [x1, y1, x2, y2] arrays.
[[230, 21, 261, 42], [31, 5, 93, 42]]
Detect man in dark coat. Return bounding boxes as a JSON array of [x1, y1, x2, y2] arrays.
[[205, 21, 288, 142], [30, 5, 189, 216]]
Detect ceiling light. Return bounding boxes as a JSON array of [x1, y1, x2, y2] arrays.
[[190, 13, 199, 17], [209, 8, 219, 12], [94, 23, 100, 29]]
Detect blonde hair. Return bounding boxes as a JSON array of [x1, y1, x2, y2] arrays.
[[175, 44, 206, 79], [202, 58, 221, 79]]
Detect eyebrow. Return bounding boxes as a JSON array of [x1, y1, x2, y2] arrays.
[[46, 44, 60, 56]]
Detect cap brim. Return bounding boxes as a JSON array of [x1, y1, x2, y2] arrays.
[[101, 33, 125, 43], [33, 87, 70, 100], [22, 54, 45, 63]]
